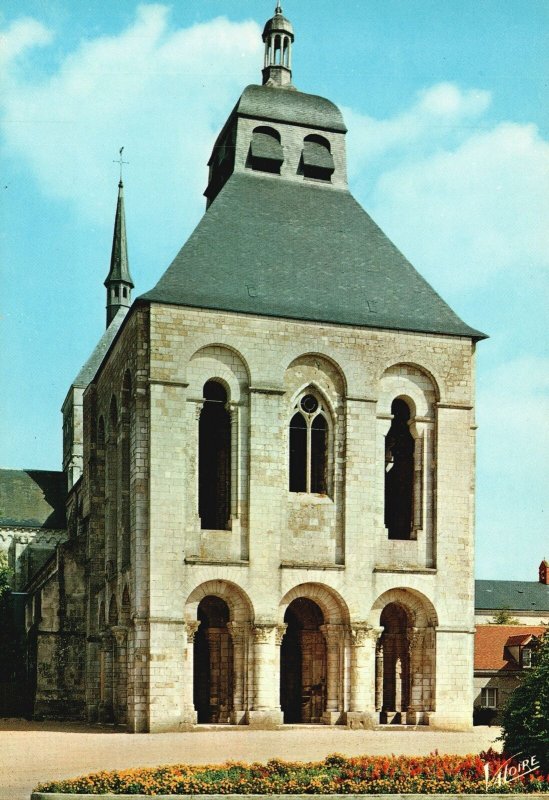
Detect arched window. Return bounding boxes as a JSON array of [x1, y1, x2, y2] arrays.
[[289, 392, 329, 494], [274, 34, 282, 64], [249, 125, 283, 174], [282, 36, 290, 67], [385, 399, 414, 540], [95, 417, 106, 565], [106, 397, 118, 570], [199, 381, 231, 530], [120, 372, 132, 569], [302, 134, 334, 181], [194, 595, 233, 723]]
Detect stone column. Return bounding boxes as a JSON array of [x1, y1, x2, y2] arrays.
[[191, 403, 203, 529], [228, 405, 241, 533], [98, 631, 113, 723], [377, 415, 393, 534], [85, 636, 101, 723], [248, 624, 284, 728], [375, 638, 384, 712], [111, 625, 128, 725], [112, 626, 128, 724], [127, 617, 149, 733], [181, 621, 199, 726], [228, 622, 249, 724], [320, 623, 343, 724], [406, 626, 424, 725], [411, 418, 435, 566], [345, 624, 382, 729]]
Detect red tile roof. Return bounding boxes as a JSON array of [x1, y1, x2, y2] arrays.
[[505, 633, 537, 647], [475, 625, 546, 671]]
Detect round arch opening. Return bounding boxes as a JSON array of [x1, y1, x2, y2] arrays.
[[280, 597, 326, 723], [193, 595, 233, 723]]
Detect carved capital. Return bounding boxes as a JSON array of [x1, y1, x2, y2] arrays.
[[111, 625, 128, 646], [228, 403, 239, 423], [99, 630, 113, 650], [252, 624, 277, 645], [350, 624, 382, 647], [275, 624, 288, 646], [185, 621, 200, 643], [408, 626, 424, 652], [227, 621, 248, 644], [320, 623, 343, 645]]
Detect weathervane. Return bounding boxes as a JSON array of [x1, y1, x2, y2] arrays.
[[113, 146, 129, 182]]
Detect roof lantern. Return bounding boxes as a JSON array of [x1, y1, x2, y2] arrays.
[[262, 3, 294, 87]]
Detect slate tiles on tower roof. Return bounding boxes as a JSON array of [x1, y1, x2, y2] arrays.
[[236, 84, 347, 132], [140, 172, 485, 340]]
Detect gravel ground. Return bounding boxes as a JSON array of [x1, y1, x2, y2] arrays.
[[0, 719, 502, 800]]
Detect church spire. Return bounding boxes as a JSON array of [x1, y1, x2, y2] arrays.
[[104, 176, 134, 327], [262, 3, 294, 87]]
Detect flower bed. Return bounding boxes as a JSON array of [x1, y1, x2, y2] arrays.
[[35, 751, 549, 795]]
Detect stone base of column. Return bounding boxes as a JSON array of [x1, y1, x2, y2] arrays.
[[230, 708, 248, 725], [380, 709, 403, 724], [322, 710, 343, 725], [247, 709, 283, 728], [86, 703, 99, 723], [425, 711, 472, 731], [179, 707, 198, 728], [344, 710, 377, 730], [405, 709, 426, 725], [98, 702, 114, 723]]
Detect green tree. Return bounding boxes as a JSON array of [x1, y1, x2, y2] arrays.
[[490, 607, 519, 625], [0, 551, 11, 599], [500, 630, 549, 771]]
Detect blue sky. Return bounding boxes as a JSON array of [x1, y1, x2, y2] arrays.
[[1, 1, 547, 581]]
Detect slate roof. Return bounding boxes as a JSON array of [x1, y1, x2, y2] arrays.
[[140, 172, 485, 339], [72, 307, 127, 388], [0, 469, 66, 529], [104, 180, 134, 287], [475, 579, 549, 614], [475, 625, 546, 671], [236, 84, 347, 133]]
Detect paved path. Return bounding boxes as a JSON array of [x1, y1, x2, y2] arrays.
[[0, 719, 502, 800]]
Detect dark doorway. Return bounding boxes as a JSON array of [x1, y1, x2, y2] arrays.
[[385, 399, 414, 539], [379, 603, 410, 720], [193, 596, 233, 723], [280, 598, 326, 723], [199, 381, 231, 530]]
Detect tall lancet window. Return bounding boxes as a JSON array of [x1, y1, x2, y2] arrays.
[[120, 371, 132, 569], [385, 399, 414, 540], [105, 397, 119, 569], [289, 392, 329, 494], [199, 381, 231, 530], [96, 417, 106, 564]]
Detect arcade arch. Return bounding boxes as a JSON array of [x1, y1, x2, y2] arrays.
[[370, 589, 437, 725]]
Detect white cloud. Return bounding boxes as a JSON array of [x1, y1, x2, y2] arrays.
[[343, 82, 549, 295], [345, 82, 492, 172], [477, 355, 549, 478], [0, 5, 262, 235], [367, 122, 549, 293], [0, 17, 53, 68], [475, 355, 549, 579]]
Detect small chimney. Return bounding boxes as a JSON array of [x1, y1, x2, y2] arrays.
[[539, 559, 549, 585]]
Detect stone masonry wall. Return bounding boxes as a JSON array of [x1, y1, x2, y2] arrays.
[[137, 302, 477, 731]]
